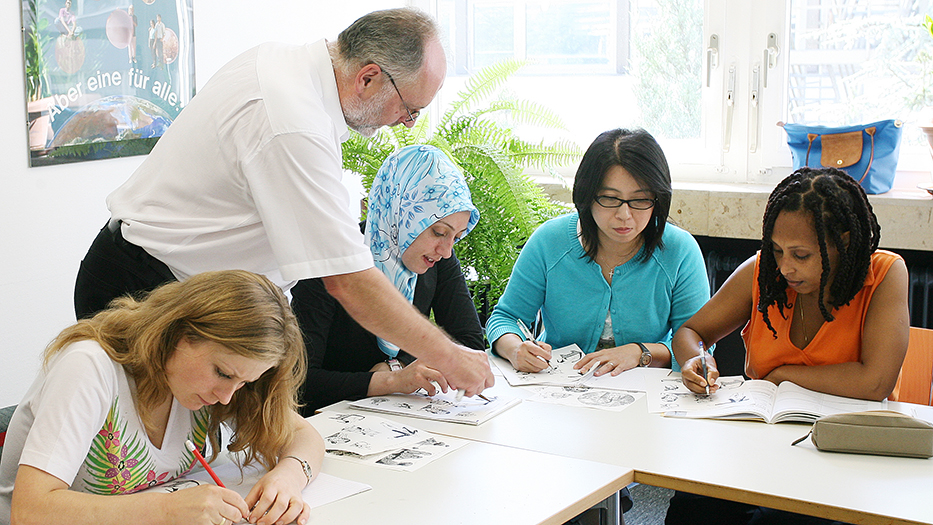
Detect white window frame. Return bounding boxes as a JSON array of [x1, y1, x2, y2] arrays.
[[415, 0, 932, 190]]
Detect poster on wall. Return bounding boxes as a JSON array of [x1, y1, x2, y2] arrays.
[[21, 0, 195, 166]]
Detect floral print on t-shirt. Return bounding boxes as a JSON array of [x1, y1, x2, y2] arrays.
[[80, 397, 210, 494]]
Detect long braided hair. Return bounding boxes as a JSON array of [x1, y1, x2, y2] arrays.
[[758, 167, 880, 337]]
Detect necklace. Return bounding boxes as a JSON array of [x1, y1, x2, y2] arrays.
[[798, 299, 808, 343], [598, 240, 641, 268]]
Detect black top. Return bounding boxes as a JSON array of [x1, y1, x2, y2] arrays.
[[291, 250, 485, 416]]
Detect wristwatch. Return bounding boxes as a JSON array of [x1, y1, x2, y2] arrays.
[[636, 343, 652, 367], [284, 455, 313, 486], [386, 358, 403, 371]]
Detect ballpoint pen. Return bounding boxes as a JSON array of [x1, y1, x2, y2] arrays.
[[698, 341, 709, 396], [517, 318, 553, 371]]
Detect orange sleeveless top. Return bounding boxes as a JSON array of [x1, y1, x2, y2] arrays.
[[742, 250, 900, 379]]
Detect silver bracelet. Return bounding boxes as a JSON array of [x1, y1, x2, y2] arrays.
[[283, 455, 313, 486]]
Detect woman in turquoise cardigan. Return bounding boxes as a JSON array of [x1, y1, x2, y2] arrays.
[[486, 128, 710, 375]]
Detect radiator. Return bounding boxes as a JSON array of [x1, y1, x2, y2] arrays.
[[910, 267, 933, 330]]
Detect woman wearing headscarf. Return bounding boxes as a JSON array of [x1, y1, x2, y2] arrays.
[[292, 145, 484, 415]]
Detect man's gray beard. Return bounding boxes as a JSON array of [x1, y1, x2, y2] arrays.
[[344, 88, 394, 137]]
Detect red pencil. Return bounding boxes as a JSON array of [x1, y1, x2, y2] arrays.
[[185, 439, 225, 487]]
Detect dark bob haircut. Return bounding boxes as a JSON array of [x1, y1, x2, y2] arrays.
[[572, 128, 672, 262]]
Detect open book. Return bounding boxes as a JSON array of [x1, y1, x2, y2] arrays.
[[647, 374, 889, 424]]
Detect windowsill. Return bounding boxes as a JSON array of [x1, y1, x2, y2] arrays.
[[535, 173, 933, 252]]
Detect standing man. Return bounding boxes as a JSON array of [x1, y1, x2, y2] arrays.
[[153, 14, 164, 68], [74, 8, 494, 396]]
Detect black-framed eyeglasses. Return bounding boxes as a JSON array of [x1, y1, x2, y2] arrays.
[[379, 66, 419, 123], [594, 196, 657, 210]]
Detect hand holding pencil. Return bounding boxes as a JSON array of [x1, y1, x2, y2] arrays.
[[496, 319, 551, 372], [157, 441, 251, 525]]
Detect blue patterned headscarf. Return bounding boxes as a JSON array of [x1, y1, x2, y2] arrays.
[[364, 145, 480, 358]]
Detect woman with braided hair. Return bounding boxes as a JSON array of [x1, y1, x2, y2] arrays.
[[674, 167, 908, 400], [665, 167, 909, 525]]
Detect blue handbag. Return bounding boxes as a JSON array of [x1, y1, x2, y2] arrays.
[[779, 120, 903, 194]]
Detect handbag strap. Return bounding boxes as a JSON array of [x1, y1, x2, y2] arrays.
[[860, 127, 876, 184], [805, 128, 876, 184], [805, 133, 818, 165]]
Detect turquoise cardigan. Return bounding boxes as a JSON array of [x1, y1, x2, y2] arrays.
[[485, 212, 710, 371]]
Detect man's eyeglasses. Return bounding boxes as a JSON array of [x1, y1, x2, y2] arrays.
[[379, 66, 419, 123], [594, 196, 657, 210]]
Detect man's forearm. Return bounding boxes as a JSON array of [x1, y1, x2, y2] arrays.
[[323, 268, 453, 363], [324, 267, 494, 396]]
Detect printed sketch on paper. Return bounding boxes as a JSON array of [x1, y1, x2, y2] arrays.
[[528, 385, 641, 412], [375, 448, 430, 467], [312, 412, 424, 455], [317, 413, 470, 472], [491, 344, 669, 393], [348, 389, 520, 425], [647, 374, 749, 413]]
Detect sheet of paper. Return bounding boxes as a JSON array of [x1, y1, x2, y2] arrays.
[[525, 385, 643, 412], [195, 461, 370, 508], [310, 411, 425, 455], [348, 389, 520, 425], [491, 345, 669, 391], [140, 457, 371, 509], [327, 433, 470, 472]]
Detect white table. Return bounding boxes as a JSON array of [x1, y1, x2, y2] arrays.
[[323, 383, 933, 525], [305, 412, 632, 525]]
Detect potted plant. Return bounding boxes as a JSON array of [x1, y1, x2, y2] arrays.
[[342, 59, 581, 319], [23, 0, 53, 150]]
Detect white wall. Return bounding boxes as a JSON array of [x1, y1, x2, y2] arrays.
[[0, 0, 400, 406]]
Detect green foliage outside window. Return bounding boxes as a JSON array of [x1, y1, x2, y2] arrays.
[[632, 0, 703, 139]]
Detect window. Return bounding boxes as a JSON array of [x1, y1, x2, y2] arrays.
[[455, 1, 621, 73], [421, 0, 933, 188]]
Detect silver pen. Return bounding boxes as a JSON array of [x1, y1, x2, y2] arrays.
[[699, 341, 710, 396]]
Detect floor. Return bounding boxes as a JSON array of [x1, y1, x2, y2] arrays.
[[569, 484, 673, 525], [625, 484, 673, 525]]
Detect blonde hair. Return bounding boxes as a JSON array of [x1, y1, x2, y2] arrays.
[[45, 270, 306, 471]]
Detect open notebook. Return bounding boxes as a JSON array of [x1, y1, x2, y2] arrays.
[[647, 374, 891, 424]]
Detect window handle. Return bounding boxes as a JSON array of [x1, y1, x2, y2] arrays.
[[749, 64, 760, 153], [722, 64, 735, 153], [706, 34, 720, 88], [763, 33, 780, 88]]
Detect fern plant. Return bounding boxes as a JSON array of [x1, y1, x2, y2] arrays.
[[342, 59, 581, 318]]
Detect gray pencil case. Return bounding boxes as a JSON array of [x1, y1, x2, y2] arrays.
[[793, 410, 933, 459]]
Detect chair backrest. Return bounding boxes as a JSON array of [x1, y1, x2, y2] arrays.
[[0, 404, 16, 460], [889, 327, 933, 406]]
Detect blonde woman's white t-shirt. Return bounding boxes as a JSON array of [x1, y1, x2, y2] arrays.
[[0, 341, 210, 522]]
